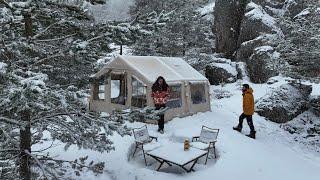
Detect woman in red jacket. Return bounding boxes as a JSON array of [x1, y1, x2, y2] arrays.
[[151, 76, 170, 134]]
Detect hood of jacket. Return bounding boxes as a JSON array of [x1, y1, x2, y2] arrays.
[[243, 88, 253, 95]]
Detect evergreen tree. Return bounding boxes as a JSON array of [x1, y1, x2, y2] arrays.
[[0, 0, 169, 179], [131, 0, 214, 57]]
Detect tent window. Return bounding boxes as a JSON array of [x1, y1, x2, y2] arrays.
[[167, 84, 182, 109], [111, 80, 120, 98], [98, 77, 105, 100], [190, 83, 206, 104], [131, 77, 147, 108], [111, 73, 127, 105]]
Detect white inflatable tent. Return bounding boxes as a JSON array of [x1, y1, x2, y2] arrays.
[[89, 55, 211, 121]]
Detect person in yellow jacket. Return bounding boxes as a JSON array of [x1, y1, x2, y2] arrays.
[[233, 84, 256, 139]]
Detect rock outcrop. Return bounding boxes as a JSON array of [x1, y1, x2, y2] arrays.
[[246, 45, 280, 83], [214, 0, 247, 59], [256, 82, 312, 123], [205, 59, 238, 85]]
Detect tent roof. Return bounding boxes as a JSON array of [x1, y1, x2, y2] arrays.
[[95, 55, 208, 83]]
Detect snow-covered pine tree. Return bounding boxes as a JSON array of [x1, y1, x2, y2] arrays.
[[0, 67, 163, 179], [131, 0, 213, 57], [0, 0, 170, 179]]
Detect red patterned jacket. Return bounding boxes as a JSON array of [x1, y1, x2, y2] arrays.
[[151, 88, 170, 105]]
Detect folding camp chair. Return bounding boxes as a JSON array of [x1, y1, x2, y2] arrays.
[[132, 125, 160, 165], [191, 125, 219, 164]]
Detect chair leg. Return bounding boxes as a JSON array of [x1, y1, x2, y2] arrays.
[[132, 144, 138, 158], [214, 146, 217, 158], [142, 148, 147, 166], [205, 148, 210, 165]]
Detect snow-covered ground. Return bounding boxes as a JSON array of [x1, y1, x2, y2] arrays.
[[34, 77, 320, 180]]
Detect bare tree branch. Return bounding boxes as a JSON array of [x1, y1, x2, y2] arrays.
[[32, 20, 68, 39], [25, 150, 51, 180], [0, 117, 25, 127], [34, 33, 77, 42]]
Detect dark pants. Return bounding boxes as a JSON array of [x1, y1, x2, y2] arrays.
[[238, 113, 255, 132], [155, 104, 165, 131]]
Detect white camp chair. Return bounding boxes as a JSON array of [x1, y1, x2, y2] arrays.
[[191, 126, 219, 164], [132, 125, 160, 165]]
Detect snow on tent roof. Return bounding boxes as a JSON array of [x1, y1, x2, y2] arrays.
[[97, 55, 208, 83]]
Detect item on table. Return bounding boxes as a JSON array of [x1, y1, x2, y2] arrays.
[[184, 139, 190, 151]]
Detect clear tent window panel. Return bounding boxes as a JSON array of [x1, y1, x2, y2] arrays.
[[131, 77, 147, 108], [190, 83, 206, 104], [111, 80, 120, 98], [167, 84, 182, 109]]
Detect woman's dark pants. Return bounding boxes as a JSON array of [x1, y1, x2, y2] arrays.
[[155, 104, 165, 131]]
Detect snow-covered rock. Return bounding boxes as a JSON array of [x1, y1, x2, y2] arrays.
[[238, 2, 283, 44], [236, 35, 265, 60], [246, 45, 280, 83], [186, 53, 224, 73], [256, 82, 312, 123], [281, 110, 320, 151], [205, 59, 238, 85]]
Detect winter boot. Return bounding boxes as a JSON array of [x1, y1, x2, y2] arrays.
[[246, 131, 256, 139], [233, 126, 242, 133]]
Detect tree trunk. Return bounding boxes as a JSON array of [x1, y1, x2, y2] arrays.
[[214, 0, 248, 59], [23, 11, 33, 38], [20, 110, 31, 180], [120, 44, 123, 55]]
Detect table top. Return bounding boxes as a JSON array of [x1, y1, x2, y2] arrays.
[[146, 143, 207, 166]]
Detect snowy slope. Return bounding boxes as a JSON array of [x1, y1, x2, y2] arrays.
[[33, 77, 320, 180]]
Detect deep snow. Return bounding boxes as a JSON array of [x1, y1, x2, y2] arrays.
[[33, 77, 320, 180]]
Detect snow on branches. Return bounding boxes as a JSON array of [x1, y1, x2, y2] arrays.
[[0, 1, 170, 179]]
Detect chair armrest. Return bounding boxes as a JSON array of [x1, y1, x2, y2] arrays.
[[150, 136, 158, 142], [209, 140, 217, 146], [192, 136, 200, 142], [135, 140, 144, 144]]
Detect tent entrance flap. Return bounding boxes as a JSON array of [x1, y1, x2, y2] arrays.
[[111, 72, 127, 105]]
